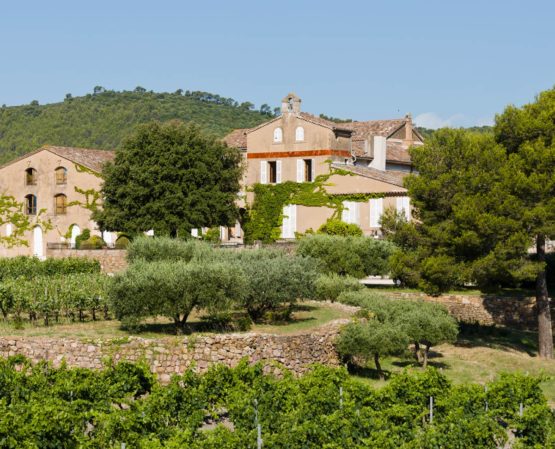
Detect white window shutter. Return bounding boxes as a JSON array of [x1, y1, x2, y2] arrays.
[[311, 159, 315, 182], [369, 198, 384, 227], [341, 201, 350, 223], [297, 159, 304, 182], [281, 205, 291, 238], [260, 161, 267, 184], [290, 205, 297, 237], [353, 202, 360, 225], [396, 196, 411, 220], [276, 160, 282, 183], [191, 228, 199, 238]]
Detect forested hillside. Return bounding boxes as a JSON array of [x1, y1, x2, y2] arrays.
[[0, 88, 273, 164], [416, 125, 493, 139]]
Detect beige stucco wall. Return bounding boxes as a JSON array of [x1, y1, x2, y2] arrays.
[[0, 150, 104, 257]]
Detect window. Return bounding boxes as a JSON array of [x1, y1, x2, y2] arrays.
[[295, 126, 304, 142], [342, 201, 360, 224], [296, 159, 314, 182], [268, 161, 277, 183], [55, 167, 67, 184], [260, 160, 281, 184], [25, 168, 37, 185], [25, 194, 37, 215], [273, 127, 283, 143], [54, 194, 67, 215], [369, 198, 384, 228]]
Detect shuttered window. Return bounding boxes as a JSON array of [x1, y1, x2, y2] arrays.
[[369, 198, 384, 228]]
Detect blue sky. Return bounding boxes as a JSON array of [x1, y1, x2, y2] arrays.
[[1, 0, 554, 128]]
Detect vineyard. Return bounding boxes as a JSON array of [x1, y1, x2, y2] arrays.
[[0, 357, 552, 448]]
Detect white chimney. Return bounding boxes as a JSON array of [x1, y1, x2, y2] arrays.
[[369, 136, 386, 171]]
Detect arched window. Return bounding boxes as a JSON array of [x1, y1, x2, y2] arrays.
[[55, 167, 67, 184], [273, 127, 283, 143], [25, 194, 37, 215], [25, 168, 37, 185], [295, 126, 304, 142], [54, 194, 67, 215]]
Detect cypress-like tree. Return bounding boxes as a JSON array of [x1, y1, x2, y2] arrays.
[[95, 121, 243, 237]]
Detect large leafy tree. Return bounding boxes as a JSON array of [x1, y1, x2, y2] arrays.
[[95, 121, 243, 236], [390, 88, 555, 358]]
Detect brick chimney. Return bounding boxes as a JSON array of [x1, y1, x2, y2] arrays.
[[404, 113, 413, 145]]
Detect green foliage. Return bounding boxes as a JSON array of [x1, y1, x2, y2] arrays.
[[127, 236, 212, 263], [79, 235, 106, 250], [94, 121, 243, 236], [297, 234, 395, 278], [0, 194, 52, 248], [0, 89, 272, 165], [75, 228, 91, 249], [202, 227, 221, 243], [335, 319, 409, 378], [0, 273, 109, 324], [0, 256, 100, 280], [314, 273, 364, 302], [109, 259, 245, 332], [336, 291, 458, 368], [418, 255, 460, 296], [115, 235, 131, 249], [0, 358, 550, 448], [317, 219, 363, 236], [231, 249, 320, 320]]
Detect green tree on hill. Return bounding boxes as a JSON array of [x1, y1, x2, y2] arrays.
[[94, 121, 243, 237], [388, 87, 555, 358]]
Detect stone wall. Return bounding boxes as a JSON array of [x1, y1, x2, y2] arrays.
[[0, 320, 346, 381], [46, 248, 128, 274], [381, 291, 542, 329]]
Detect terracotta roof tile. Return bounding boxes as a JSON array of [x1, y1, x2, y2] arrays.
[[339, 119, 406, 140], [44, 146, 115, 172], [297, 112, 353, 132], [331, 163, 408, 188], [223, 128, 249, 149]]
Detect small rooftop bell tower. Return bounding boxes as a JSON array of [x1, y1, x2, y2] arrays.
[[281, 93, 301, 114]]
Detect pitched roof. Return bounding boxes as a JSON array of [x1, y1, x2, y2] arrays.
[[339, 119, 406, 140], [0, 145, 115, 173], [45, 146, 115, 172], [297, 113, 353, 132], [331, 162, 408, 188], [223, 128, 249, 149]]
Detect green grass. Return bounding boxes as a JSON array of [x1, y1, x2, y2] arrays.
[[0, 302, 351, 339], [350, 323, 555, 405]]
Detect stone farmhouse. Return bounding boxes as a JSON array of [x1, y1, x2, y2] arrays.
[[222, 93, 423, 240], [0, 145, 115, 258], [0, 93, 422, 257]]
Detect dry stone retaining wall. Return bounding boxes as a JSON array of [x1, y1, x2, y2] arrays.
[[46, 248, 128, 274], [381, 291, 541, 328], [0, 320, 347, 382]]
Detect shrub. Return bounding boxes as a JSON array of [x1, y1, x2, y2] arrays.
[[75, 228, 91, 249], [314, 273, 364, 302], [115, 235, 130, 249], [202, 227, 221, 243], [297, 234, 395, 278], [418, 255, 459, 295], [232, 249, 320, 321], [127, 236, 213, 263], [317, 219, 363, 237], [79, 235, 106, 250], [109, 259, 245, 332]]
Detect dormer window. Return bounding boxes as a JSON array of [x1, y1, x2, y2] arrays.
[[25, 194, 37, 215], [25, 168, 37, 185], [295, 126, 305, 142], [55, 167, 67, 184], [273, 127, 283, 143]]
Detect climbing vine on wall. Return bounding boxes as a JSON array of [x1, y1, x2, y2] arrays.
[[242, 167, 385, 243]]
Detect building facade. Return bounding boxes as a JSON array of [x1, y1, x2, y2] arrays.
[[223, 93, 423, 239], [0, 145, 115, 258]]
